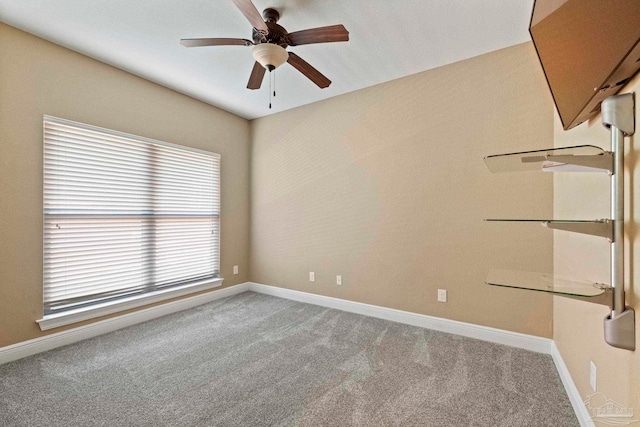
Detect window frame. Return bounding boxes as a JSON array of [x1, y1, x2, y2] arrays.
[[38, 116, 223, 331]]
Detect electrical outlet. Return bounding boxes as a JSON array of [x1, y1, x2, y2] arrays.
[[233, 265, 239, 275], [336, 275, 342, 285], [437, 289, 447, 302], [590, 361, 597, 391], [309, 272, 315, 282]]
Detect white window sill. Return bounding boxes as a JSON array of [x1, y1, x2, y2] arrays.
[[36, 278, 224, 331]]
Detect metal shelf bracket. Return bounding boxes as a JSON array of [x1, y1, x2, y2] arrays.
[[543, 152, 613, 173], [602, 93, 635, 351], [562, 285, 613, 308], [543, 219, 613, 240]]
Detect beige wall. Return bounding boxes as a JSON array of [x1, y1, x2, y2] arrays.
[[554, 74, 640, 415], [3, 14, 637, 416], [250, 42, 556, 337], [0, 24, 251, 347], [0, 22, 558, 350]]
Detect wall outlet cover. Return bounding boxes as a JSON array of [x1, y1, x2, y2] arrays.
[[309, 272, 315, 282], [437, 289, 447, 303]]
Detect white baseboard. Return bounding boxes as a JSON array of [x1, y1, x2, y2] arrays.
[[248, 283, 592, 424], [246, 282, 554, 354], [0, 281, 554, 363], [1, 280, 587, 426], [550, 342, 593, 427], [0, 282, 250, 365]]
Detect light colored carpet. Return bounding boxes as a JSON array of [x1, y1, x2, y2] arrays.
[[0, 292, 578, 426]]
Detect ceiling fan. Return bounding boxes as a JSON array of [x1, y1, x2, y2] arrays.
[[180, 0, 349, 91]]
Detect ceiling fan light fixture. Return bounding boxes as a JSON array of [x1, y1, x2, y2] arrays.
[[252, 43, 288, 71]]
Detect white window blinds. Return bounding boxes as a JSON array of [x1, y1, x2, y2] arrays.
[[43, 116, 220, 315]]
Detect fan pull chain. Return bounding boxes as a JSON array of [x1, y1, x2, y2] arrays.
[[267, 69, 278, 109], [269, 70, 272, 109]]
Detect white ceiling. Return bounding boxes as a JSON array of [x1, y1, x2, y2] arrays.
[[0, 0, 534, 120]]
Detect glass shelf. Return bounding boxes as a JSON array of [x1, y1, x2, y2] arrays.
[[486, 269, 610, 297], [484, 219, 612, 239], [485, 219, 605, 223], [484, 145, 609, 173]]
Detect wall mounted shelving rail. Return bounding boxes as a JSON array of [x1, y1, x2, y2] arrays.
[[484, 93, 636, 351]]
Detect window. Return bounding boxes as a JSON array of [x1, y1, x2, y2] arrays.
[[42, 116, 220, 324]]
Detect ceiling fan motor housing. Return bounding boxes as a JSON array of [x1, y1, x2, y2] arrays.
[[262, 8, 279, 23], [252, 21, 290, 47]]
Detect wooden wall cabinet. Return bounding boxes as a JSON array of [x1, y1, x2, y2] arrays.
[[530, 0, 640, 129]]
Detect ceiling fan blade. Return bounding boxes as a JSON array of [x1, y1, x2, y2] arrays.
[[287, 24, 349, 46], [287, 52, 331, 88], [247, 61, 266, 89], [231, 0, 268, 32], [180, 38, 253, 47]]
